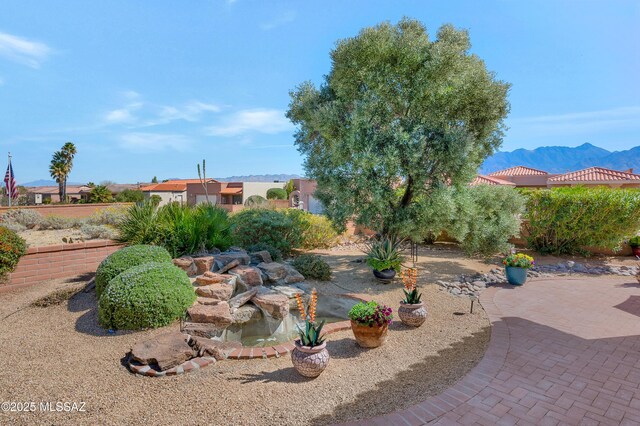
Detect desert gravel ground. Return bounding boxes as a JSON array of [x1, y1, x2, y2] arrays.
[[0, 245, 492, 426]]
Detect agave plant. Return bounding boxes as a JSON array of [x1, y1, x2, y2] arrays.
[[365, 235, 404, 272], [295, 289, 326, 348]]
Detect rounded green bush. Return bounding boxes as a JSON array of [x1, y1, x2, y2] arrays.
[[98, 262, 195, 330], [266, 188, 288, 200], [231, 209, 301, 256], [291, 254, 332, 281], [247, 242, 283, 262], [95, 244, 172, 297]]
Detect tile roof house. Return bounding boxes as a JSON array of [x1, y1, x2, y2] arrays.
[[470, 175, 517, 187], [488, 166, 555, 188], [186, 181, 287, 212], [141, 179, 217, 206], [547, 167, 640, 188]]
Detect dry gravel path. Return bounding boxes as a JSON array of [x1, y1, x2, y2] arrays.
[[0, 246, 490, 425]]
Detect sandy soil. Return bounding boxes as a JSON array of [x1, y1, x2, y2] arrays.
[[19, 229, 90, 247], [0, 245, 492, 426]]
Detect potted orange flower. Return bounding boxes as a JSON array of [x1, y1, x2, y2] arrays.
[[291, 289, 329, 378], [398, 267, 427, 327]]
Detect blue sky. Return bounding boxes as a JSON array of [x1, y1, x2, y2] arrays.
[[1, 1, 638, 184]]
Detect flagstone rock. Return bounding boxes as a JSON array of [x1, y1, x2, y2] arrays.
[[283, 264, 305, 284], [130, 331, 195, 371], [189, 336, 241, 360], [250, 250, 273, 264], [251, 291, 290, 320], [196, 297, 221, 306], [213, 252, 250, 270], [187, 303, 233, 328], [229, 265, 263, 288], [232, 304, 263, 325], [173, 256, 197, 277], [195, 271, 228, 286], [218, 258, 240, 274], [194, 256, 215, 274], [257, 262, 288, 283], [228, 288, 259, 311], [195, 283, 234, 301]]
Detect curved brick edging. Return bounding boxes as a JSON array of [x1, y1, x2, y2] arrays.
[[129, 356, 217, 377], [339, 286, 509, 425]]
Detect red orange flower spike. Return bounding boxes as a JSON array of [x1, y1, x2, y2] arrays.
[[310, 288, 317, 323], [294, 293, 306, 319]]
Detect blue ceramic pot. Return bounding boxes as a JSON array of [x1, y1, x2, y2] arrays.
[[505, 266, 527, 285]]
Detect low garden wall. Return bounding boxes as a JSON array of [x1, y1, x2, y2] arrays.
[[2, 240, 124, 293], [0, 203, 133, 218]]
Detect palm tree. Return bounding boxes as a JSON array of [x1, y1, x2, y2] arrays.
[[49, 142, 77, 203]]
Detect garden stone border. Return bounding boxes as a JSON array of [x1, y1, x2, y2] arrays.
[[128, 356, 217, 377]]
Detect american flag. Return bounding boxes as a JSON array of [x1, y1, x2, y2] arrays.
[[4, 160, 18, 200]]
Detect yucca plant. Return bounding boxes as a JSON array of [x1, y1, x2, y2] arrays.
[[294, 289, 326, 348], [116, 201, 160, 246], [365, 235, 404, 272]]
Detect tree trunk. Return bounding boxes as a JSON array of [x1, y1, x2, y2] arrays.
[[58, 181, 64, 203]]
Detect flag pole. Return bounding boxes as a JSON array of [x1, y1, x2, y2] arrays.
[[7, 152, 11, 208]]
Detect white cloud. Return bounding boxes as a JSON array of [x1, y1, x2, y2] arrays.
[[0, 31, 52, 68], [509, 106, 640, 138], [119, 132, 192, 152], [260, 11, 296, 30], [149, 101, 222, 126], [206, 108, 294, 136]]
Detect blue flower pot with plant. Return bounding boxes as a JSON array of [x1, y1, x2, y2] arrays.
[[365, 236, 403, 283], [502, 253, 535, 286]]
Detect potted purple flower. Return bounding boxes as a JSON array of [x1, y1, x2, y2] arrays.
[[348, 301, 393, 348]]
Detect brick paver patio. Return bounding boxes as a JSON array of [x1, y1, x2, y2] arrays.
[[347, 277, 640, 425]]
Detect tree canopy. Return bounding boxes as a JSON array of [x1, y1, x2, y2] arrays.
[[287, 19, 510, 235]]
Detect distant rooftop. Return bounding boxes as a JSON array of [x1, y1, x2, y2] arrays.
[[141, 179, 216, 192], [489, 166, 549, 176], [548, 167, 640, 183], [470, 175, 517, 187]]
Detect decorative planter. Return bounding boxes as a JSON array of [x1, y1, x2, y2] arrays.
[[632, 247, 640, 257], [398, 302, 427, 327], [350, 320, 388, 348], [291, 340, 329, 378], [505, 266, 528, 286], [373, 268, 396, 283]]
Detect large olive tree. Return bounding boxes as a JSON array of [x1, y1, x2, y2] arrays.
[[287, 19, 510, 236]]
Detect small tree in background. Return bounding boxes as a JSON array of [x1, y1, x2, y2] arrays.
[[287, 19, 510, 236], [266, 188, 288, 200], [89, 185, 113, 203], [151, 176, 158, 183], [284, 180, 295, 197]]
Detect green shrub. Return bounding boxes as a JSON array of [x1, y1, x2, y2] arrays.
[[365, 236, 403, 272], [95, 244, 172, 297], [0, 226, 27, 280], [291, 254, 332, 281], [1, 209, 43, 229], [2, 222, 26, 233], [231, 209, 301, 256], [81, 224, 118, 240], [247, 242, 283, 262], [150, 194, 162, 206], [285, 210, 339, 249], [115, 189, 144, 203], [98, 262, 195, 330], [115, 202, 233, 257], [87, 206, 127, 226], [524, 186, 640, 254], [41, 215, 82, 230], [266, 188, 288, 200]]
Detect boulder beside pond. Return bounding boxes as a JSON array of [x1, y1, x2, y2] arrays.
[[130, 331, 194, 371]]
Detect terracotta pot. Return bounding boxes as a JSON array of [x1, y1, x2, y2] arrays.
[[291, 340, 329, 378], [350, 320, 388, 348], [398, 302, 427, 327], [632, 247, 640, 257]]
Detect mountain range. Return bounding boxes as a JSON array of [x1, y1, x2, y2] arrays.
[[480, 143, 640, 174]]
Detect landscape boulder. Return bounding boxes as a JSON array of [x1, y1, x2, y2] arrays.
[[232, 304, 263, 325], [250, 250, 272, 265], [213, 252, 250, 271], [195, 283, 234, 301], [283, 264, 305, 284], [196, 297, 221, 306], [187, 303, 233, 328], [195, 271, 228, 286], [172, 256, 197, 277], [194, 256, 215, 274], [228, 288, 259, 311], [218, 258, 240, 274], [251, 291, 290, 320], [130, 331, 194, 371], [256, 262, 287, 283], [229, 265, 263, 290]]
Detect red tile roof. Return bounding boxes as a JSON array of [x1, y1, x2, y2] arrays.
[[489, 166, 549, 177], [141, 179, 216, 192], [220, 187, 242, 195], [471, 175, 517, 186], [548, 167, 640, 183]]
